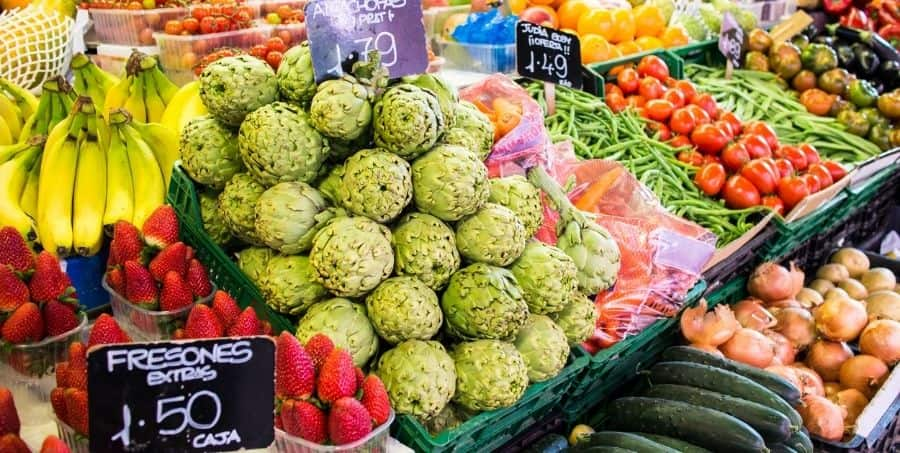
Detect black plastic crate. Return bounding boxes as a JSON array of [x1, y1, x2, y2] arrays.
[[703, 225, 776, 290], [495, 411, 566, 453]]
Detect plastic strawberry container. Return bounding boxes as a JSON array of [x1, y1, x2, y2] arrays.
[[55, 417, 90, 453], [154, 26, 273, 85], [89, 7, 187, 46], [272, 411, 393, 453], [102, 275, 215, 341]]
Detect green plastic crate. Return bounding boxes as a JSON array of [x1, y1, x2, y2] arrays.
[[706, 276, 748, 308], [671, 39, 723, 67], [762, 191, 850, 261], [583, 49, 684, 98]]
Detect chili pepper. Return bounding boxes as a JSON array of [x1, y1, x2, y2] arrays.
[[825, 0, 853, 15], [879, 23, 900, 40], [841, 7, 875, 30]]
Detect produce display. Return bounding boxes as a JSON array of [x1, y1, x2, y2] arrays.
[[0, 385, 71, 452]]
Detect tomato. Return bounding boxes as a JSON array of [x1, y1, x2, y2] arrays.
[[773, 158, 795, 178], [645, 99, 674, 122], [695, 162, 727, 196], [691, 124, 729, 154], [744, 121, 779, 150], [685, 105, 711, 126], [670, 135, 693, 148], [762, 195, 785, 215], [674, 80, 697, 102], [740, 159, 778, 194], [646, 121, 671, 140], [617, 68, 640, 95], [723, 175, 762, 208], [181, 17, 199, 33], [664, 76, 678, 87], [199, 15, 217, 33], [778, 176, 811, 210], [720, 142, 750, 172], [669, 108, 696, 136], [249, 44, 269, 59], [192, 4, 210, 19], [164, 19, 183, 35], [741, 134, 772, 159], [781, 145, 808, 172], [808, 163, 834, 189], [637, 55, 669, 80], [677, 149, 704, 166], [799, 143, 820, 166], [605, 83, 624, 99], [215, 16, 231, 32], [634, 107, 649, 118], [802, 173, 821, 193], [691, 93, 719, 119], [638, 77, 665, 100], [719, 111, 743, 136], [821, 160, 848, 181], [266, 37, 287, 53], [627, 95, 647, 108], [606, 93, 628, 113], [703, 154, 722, 165], [714, 121, 735, 141], [663, 89, 686, 109], [266, 51, 284, 70]]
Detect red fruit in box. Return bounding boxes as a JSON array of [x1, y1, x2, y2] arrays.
[[355, 367, 365, 389], [159, 271, 194, 311], [317, 349, 357, 404], [2, 302, 44, 344], [0, 434, 29, 453], [281, 399, 327, 443], [40, 435, 71, 453], [183, 305, 223, 339], [64, 388, 89, 435], [55, 362, 70, 388], [123, 261, 158, 309], [30, 251, 75, 305], [43, 300, 80, 337], [106, 267, 125, 295], [0, 227, 34, 275], [141, 205, 179, 249], [108, 221, 144, 268], [305, 333, 334, 372], [0, 387, 21, 435], [227, 306, 261, 336], [50, 388, 67, 423], [149, 242, 187, 282], [68, 342, 86, 369], [328, 397, 372, 445], [211, 290, 241, 328], [361, 375, 391, 426], [275, 332, 315, 399], [0, 266, 29, 313], [88, 314, 131, 347], [186, 259, 212, 298]]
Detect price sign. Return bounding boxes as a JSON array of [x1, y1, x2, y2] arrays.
[[305, 0, 429, 82], [87, 337, 275, 453], [718, 12, 744, 69], [516, 22, 582, 89]]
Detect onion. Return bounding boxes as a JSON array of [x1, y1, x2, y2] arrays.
[[824, 382, 842, 398], [791, 364, 825, 397], [839, 354, 889, 398], [830, 388, 869, 432], [768, 298, 802, 310], [749, 262, 797, 302], [859, 319, 900, 365], [809, 279, 835, 296], [774, 307, 816, 349], [817, 263, 850, 283], [838, 279, 868, 300], [765, 365, 802, 390], [806, 340, 853, 382], [815, 298, 868, 342], [796, 288, 824, 309], [680, 300, 738, 347], [764, 330, 796, 365], [866, 290, 900, 321], [733, 298, 777, 331], [830, 248, 870, 278], [861, 268, 896, 293], [798, 395, 845, 441], [824, 287, 851, 302], [689, 343, 724, 356], [789, 262, 805, 298], [721, 328, 775, 368]]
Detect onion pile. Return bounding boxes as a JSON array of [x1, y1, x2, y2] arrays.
[[830, 389, 869, 432], [859, 320, 900, 366], [798, 395, 845, 441], [748, 262, 804, 303], [680, 300, 738, 347], [733, 298, 776, 331], [806, 340, 853, 382], [839, 355, 889, 398], [815, 298, 868, 342], [774, 307, 816, 349], [720, 328, 775, 368]]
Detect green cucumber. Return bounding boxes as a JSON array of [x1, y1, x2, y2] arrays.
[[768, 444, 798, 453], [648, 361, 803, 428], [638, 433, 712, 453], [607, 397, 767, 453], [785, 430, 813, 453], [645, 384, 792, 443], [662, 346, 801, 403], [575, 431, 679, 453]]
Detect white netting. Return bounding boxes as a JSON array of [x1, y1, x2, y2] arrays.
[[671, 0, 704, 25], [0, 5, 74, 91]]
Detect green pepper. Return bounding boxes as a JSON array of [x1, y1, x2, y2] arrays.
[[847, 79, 878, 108], [837, 109, 871, 136], [800, 43, 838, 74], [859, 107, 889, 129], [867, 124, 892, 150]]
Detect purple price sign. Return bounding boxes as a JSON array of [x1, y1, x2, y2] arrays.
[[305, 0, 429, 82], [718, 12, 744, 68]]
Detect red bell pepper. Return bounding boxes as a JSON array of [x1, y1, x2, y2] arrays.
[[841, 7, 875, 30], [825, 0, 853, 15]]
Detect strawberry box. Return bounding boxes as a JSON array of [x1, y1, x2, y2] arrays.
[[54, 416, 89, 453], [273, 411, 394, 453]]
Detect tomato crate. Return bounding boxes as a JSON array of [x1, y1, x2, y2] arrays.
[[670, 39, 722, 67], [89, 7, 187, 46], [392, 355, 587, 453], [582, 48, 684, 98]]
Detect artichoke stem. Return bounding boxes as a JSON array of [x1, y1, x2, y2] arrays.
[[526, 166, 585, 226]]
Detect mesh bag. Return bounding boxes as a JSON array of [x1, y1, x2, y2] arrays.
[[0, 5, 74, 91]]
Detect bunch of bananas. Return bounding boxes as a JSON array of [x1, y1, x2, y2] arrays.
[[0, 135, 45, 238], [0, 77, 38, 145], [160, 81, 208, 136], [19, 76, 75, 141], [71, 53, 119, 111], [104, 51, 178, 123]]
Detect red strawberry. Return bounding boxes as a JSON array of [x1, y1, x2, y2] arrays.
[[43, 301, 80, 337], [317, 349, 357, 404], [123, 261, 158, 309], [106, 267, 125, 295], [281, 399, 326, 443], [172, 328, 185, 340], [355, 367, 365, 390], [2, 302, 44, 344], [185, 245, 195, 262], [0, 434, 29, 453], [159, 271, 193, 311], [148, 242, 187, 282], [40, 435, 71, 453], [55, 362, 69, 388], [305, 333, 334, 372], [275, 332, 315, 399], [63, 388, 88, 435], [211, 291, 241, 328], [50, 388, 67, 422], [0, 227, 34, 275], [328, 397, 372, 445], [68, 342, 86, 369], [87, 314, 131, 347], [0, 266, 29, 313], [0, 387, 20, 436], [30, 252, 76, 305], [227, 307, 261, 336], [186, 259, 213, 298], [183, 305, 224, 339], [361, 375, 391, 426], [142, 205, 179, 249], [108, 221, 144, 268]]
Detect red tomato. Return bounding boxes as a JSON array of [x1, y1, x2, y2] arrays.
[[808, 163, 834, 189], [721, 142, 750, 172], [638, 77, 665, 100], [719, 112, 743, 136], [669, 108, 696, 136], [215, 16, 231, 32], [740, 159, 778, 194], [778, 176, 810, 209], [606, 93, 628, 113], [782, 146, 809, 172], [741, 134, 772, 159], [695, 162, 727, 196], [164, 19, 183, 35], [799, 143, 821, 166], [744, 121, 779, 150], [637, 55, 670, 80], [762, 195, 785, 215], [182, 17, 200, 33], [645, 99, 675, 122], [634, 107, 649, 118], [691, 124, 730, 154], [669, 135, 693, 149], [715, 120, 735, 141], [675, 80, 698, 102], [773, 158, 795, 178], [266, 51, 284, 70], [677, 150, 704, 166], [723, 175, 762, 208], [647, 121, 671, 140], [772, 144, 792, 158], [685, 105, 711, 126], [627, 95, 647, 108], [704, 154, 722, 165], [664, 76, 678, 87], [605, 83, 624, 98], [266, 37, 287, 53], [821, 160, 847, 181], [192, 4, 210, 19], [617, 68, 640, 95], [802, 173, 821, 193], [663, 89, 686, 109], [199, 15, 216, 33], [691, 93, 719, 119]]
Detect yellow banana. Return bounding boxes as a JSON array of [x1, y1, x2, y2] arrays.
[[0, 140, 29, 164], [0, 138, 42, 237], [0, 94, 23, 141], [0, 119, 13, 145], [121, 122, 164, 228], [72, 53, 120, 110], [0, 78, 38, 120], [20, 77, 75, 141], [19, 154, 40, 220], [72, 137, 106, 256], [103, 110, 135, 227], [123, 72, 148, 123], [160, 81, 207, 135], [130, 121, 178, 189], [149, 66, 178, 105], [142, 71, 167, 123]]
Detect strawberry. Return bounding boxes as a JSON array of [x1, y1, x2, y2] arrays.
[[281, 399, 326, 443], [172, 328, 185, 340], [106, 267, 125, 295], [55, 362, 69, 388], [148, 242, 187, 282], [40, 435, 71, 453], [87, 314, 131, 347], [227, 306, 261, 336], [159, 271, 193, 311], [1, 302, 44, 344], [305, 333, 334, 372], [316, 349, 357, 404], [0, 227, 34, 275], [183, 304, 224, 339], [355, 367, 365, 390], [30, 252, 75, 305], [43, 300, 80, 337], [123, 261, 158, 309], [275, 332, 315, 399], [50, 388, 67, 422], [68, 342, 86, 369], [108, 221, 144, 268], [211, 291, 241, 328], [360, 375, 391, 426], [142, 205, 179, 249], [0, 434, 29, 453], [186, 259, 213, 298], [328, 397, 372, 445], [63, 388, 88, 435], [0, 266, 29, 313], [185, 245, 195, 262], [0, 387, 20, 435]]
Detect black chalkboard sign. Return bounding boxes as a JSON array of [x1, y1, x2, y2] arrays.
[[516, 22, 582, 89], [87, 337, 275, 452]]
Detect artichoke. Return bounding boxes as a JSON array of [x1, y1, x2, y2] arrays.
[[375, 340, 457, 419], [528, 167, 620, 295], [411, 145, 489, 221], [489, 175, 543, 238], [509, 241, 578, 315], [402, 74, 458, 127], [455, 203, 527, 267], [259, 254, 328, 316], [441, 263, 529, 340], [421, 404, 466, 435], [180, 116, 244, 189], [219, 173, 266, 245], [366, 277, 442, 344], [238, 102, 328, 187], [328, 133, 373, 163], [199, 189, 233, 248], [374, 84, 446, 160], [309, 216, 394, 297], [514, 314, 570, 382], [338, 149, 412, 223], [450, 340, 528, 411], [235, 246, 272, 286], [315, 164, 343, 204], [295, 298, 378, 367], [440, 101, 494, 160], [308, 54, 386, 141], [392, 213, 460, 291], [254, 182, 336, 254], [199, 55, 278, 127], [551, 293, 599, 345], [276, 43, 316, 107]]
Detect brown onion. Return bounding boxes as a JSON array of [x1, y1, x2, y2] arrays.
[[774, 307, 817, 349], [789, 262, 805, 298], [839, 354, 889, 398], [768, 298, 803, 310], [824, 382, 842, 398], [733, 298, 777, 331], [866, 290, 900, 322], [721, 328, 776, 368], [806, 340, 853, 382], [831, 388, 869, 433], [798, 395, 845, 441], [830, 248, 870, 278], [796, 288, 824, 309], [859, 319, 900, 365], [861, 268, 896, 293], [689, 343, 724, 356], [764, 330, 796, 365], [680, 300, 739, 347], [749, 262, 797, 302], [791, 364, 825, 397], [817, 263, 851, 283], [815, 298, 868, 342], [766, 364, 802, 391], [809, 279, 835, 296]]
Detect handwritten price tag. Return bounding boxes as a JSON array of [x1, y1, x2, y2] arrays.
[[516, 22, 582, 89], [718, 12, 744, 69]]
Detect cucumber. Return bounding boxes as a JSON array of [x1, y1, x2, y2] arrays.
[[769, 444, 798, 453], [785, 430, 813, 453], [525, 433, 568, 453], [607, 397, 767, 453], [575, 431, 679, 453], [638, 433, 712, 453], [648, 361, 803, 428], [645, 384, 792, 443], [662, 346, 801, 403]]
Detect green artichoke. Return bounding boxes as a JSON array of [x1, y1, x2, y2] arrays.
[[440, 101, 494, 160], [455, 203, 527, 267], [254, 182, 336, 254], [489, 175, 543, 238], [338, 149, 412, 223], [219, 173, 266, 245], [401, 74, 458, 127], [441, 263, 529, 340], [238, 102, 328, 187], [514, 314, 570, 382], [510, 241, 578, 315], [199, 55, 278, 127], [411, 145, 489, 221], [375, 340, 457, 419], [198, 189, 233, 248], [450, 340, 528, 411], [295, 298, 378, 367], [309, 216, 394, 297], [259, 254, 328, 316], [235, 246, 272, 286], [551, 293, 599, 345], [328, 133, 374, 163], [391, 213, 460, 291], [276, 43, 316, 107], [309, 77, 373, 141], [315, 164, 343, 204], [366, 277, 442, 344], [374, 84, 446, 160], [180, 116, 244, 189], [421, 403, 466, 435]]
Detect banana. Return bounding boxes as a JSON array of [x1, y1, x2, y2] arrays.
[[149, 66, 179, 105], [123, 72, 148, 123], [19, 153, 40, 220], [0, 78, 38, 120], [142, 70, 167, 123], [103, 76, 131, 118], [0, 118, 13, 145], [121, 121, 164, 228], [0, 94, 23, 141], [0, 138, 42, 237], [160, 81, 207, 135], [72, 53, 120, 110], [130, 120, 178, 189], [20, 77, 75, 141], [72, 136, 106, 256], [0, 141, 30, 164], [103, 110, 135, 227]]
